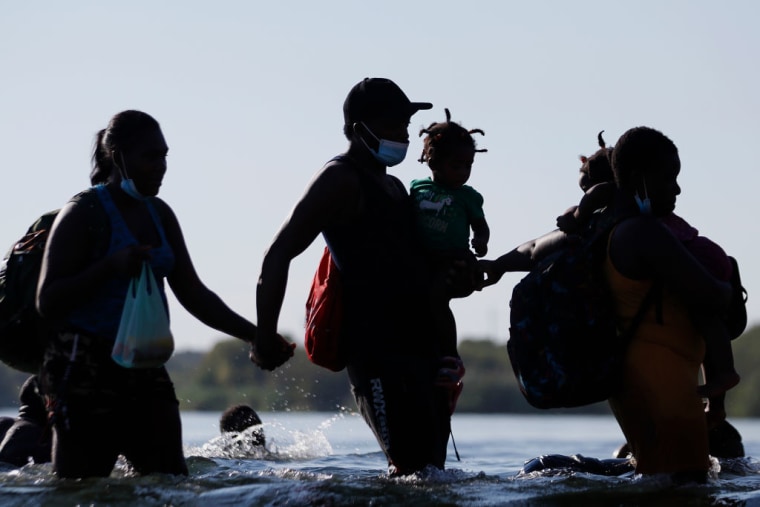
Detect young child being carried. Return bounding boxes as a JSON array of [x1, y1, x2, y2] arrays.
[[556, 131, 616, 235], [411, 108, 488, 410], [557, 131, 740, 400]]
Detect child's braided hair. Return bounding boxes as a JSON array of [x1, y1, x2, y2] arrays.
[[418, 108, 487, 165], [579, 130, 614, 187]]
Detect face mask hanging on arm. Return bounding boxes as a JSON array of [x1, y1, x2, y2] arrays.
[[118, 154, 148, 201], [359, 122, 409, 167], [634, 179, 652, 215]]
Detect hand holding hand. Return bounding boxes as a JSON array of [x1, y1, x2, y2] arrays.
[[477, 259, 504, 289], [445, 259, 483, 298], [249, 331, 296, 371]]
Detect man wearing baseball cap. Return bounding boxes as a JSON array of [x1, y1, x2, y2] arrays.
[[343, 77, 432, 129], [253, 77, 456, 475]]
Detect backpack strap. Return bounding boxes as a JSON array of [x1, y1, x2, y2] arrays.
[[70, 186, 111, 258], [727, 256, 748, 339], [601, 214, 663, 341]]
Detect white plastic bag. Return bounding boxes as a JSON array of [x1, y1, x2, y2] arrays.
[[112, 261, 174, 368]]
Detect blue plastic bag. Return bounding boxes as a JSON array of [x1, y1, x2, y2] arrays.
[[112, 262, 174, 368]]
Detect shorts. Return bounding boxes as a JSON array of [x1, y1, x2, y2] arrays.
[[39, 332, 187, 478], [348, 356, 451, 475]]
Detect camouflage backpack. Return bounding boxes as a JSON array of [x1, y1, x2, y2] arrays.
[[0, 189, 107, 373], [507, 212, 657, 409], [0, 211, 60, 373]]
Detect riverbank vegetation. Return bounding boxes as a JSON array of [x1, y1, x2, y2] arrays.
[[1, 325, 757, 416]]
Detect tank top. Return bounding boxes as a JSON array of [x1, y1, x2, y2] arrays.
[[322, 156, 435, 361], [67, 185, 175, 342], [604, 231, 709, 475]]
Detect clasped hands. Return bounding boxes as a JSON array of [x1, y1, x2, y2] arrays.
[[249, 331, 295, 371]]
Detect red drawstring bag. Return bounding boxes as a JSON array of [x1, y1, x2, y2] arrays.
[[304, 246, 346, 372]]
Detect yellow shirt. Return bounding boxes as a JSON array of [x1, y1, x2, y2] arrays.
[[604, 254, 709, 475]]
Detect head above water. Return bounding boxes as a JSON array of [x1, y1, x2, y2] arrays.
[[220, 404, 265, 447], [417, 108, 487, 188], [220, 404, 263, 432], [612, 126, 681, 216], [342, 78, 432, 140], [418, 108, 487, 167], [578, 130, 614, 192], [90, 110, 162, 185]]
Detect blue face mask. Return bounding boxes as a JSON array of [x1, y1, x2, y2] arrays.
[[120, 178, 147, 200], [117, 154, 147, 200], [634, 180, 652, 215], [359, 122, 409, 167]]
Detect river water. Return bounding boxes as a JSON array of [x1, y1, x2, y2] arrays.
[[0, 411, 759, 506]]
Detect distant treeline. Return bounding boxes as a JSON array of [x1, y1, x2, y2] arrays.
[[1, 325, 758, 417]]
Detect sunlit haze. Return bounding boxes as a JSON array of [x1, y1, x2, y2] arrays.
[[2, 1, 758, 351]]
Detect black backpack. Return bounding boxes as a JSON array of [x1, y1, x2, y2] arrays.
[[0, 189, 108, 373], [507, 212, 656, 409], [0, 211, 60, 373], [727, 255, 748, 340]]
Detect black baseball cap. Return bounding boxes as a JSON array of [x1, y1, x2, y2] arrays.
[[343, 77, 432, 126]]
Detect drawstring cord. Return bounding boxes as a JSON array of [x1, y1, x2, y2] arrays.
[[50, 333, 79, 432], [450, 428, 460, 461], [60, 334, 79, 430]]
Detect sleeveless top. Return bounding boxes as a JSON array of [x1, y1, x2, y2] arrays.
[[66, 185, 176, 342], [321, 156, 436, 361]]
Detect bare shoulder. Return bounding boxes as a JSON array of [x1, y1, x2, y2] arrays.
[[277, 156, 363, 235], [299, 157, 362, 212], [610, 214, 690, 277], [310, 156, 361, 195], [146, 196, 180, 231], [613, 215, 672, 246], [149, 196, 175, 217], [54, 190, 100, 229]]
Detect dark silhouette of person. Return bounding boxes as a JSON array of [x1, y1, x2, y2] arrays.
[[480, 127, 732, 484], [0, 376, 51, 466], [219, 404, 265, 448], [36, 110, 267, 479], [253, 77, 470, 476]]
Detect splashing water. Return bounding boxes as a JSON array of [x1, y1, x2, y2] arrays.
[[0, 413, 759, 506]]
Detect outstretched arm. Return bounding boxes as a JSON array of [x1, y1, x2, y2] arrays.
[[478, 229, 570, 288], [158, 199, 260, 342]]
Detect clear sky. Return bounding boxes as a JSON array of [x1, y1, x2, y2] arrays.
[[2, 1, 758, 352]]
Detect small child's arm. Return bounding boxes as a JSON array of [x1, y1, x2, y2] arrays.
[[556, 205, 580, 233], [558, 182, 616, 233], [471, 217, 490, 257], [557, 182, 616, 233]]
